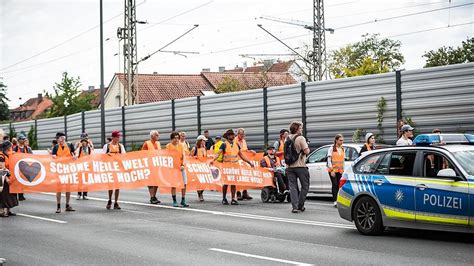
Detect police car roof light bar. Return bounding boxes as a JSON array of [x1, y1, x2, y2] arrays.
[[413, 134, 474, 146]]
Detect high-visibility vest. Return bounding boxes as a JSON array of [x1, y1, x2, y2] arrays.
[[330, 147, 345, 173], [57, 143, 73, 158], [264, 156, 281, 168], [166, 143, 184, 165], [214, 141, 224, 162], [77, 145, 92, 158], [234, 137, 248, 151], [15, 145, 31, 154], [0, 152, 10, 169], [196, 147, 207, 158], [107, 143, 122, 155], [144, 140, 161, 150], [181, 141, 190, 155], [223, 140, 239, 163]]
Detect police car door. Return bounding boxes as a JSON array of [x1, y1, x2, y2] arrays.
[[414, 151, 469, 227], [372, 151, 417, 222]]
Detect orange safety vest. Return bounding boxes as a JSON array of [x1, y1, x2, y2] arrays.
[[77, 145, 92, 158], [166, 143, 184, 165], [234, 137, 248, 151], [264, 156, 281, 168], [144, 140, 161, 150], [181, 141, 190, 155], [0, 152, 10, 169], [364, 143, 372, 151], [224, 140, 239, 163], [15, 145, 30, 154], [107, 143, 122, 155], [56, 143, 73, 158], [196, 147, 207, 158], [330, 147, 345, 173]]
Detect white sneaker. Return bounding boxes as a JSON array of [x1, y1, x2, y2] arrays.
[[333, 201, 337, 208]]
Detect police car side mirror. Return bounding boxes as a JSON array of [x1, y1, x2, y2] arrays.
[[437, 168, 456, 178]]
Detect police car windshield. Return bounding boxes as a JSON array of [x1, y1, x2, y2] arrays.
[[452, 150, 474, 176]]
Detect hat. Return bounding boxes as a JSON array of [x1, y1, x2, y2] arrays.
[[365, 133, 374, 143], [215, 135, 222, 139], [279, 129, 289, 135], [18, 134, 27, 141], [401, 125, 414, 132], [111, 131, 121, 138], [55, 132, 66, 139], [223, 129, 235, 139], [80, 132, 89, 139], [197, 135, 208, 141], [266, 146, 275, 150]]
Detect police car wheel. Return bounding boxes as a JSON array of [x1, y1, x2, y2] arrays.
[[353, 196, 384, 235]]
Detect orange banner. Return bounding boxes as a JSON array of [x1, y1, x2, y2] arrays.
[[9, 150, 275, 193]]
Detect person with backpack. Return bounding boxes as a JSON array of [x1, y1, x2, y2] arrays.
[[191, 135, 208, 202], [103, 131, 126, 210], [142, 130, 162, 205], [13, 134, 32, 201], [327, 134, 345, 207], [285, 121, 310, 213], [75, 133, 94, 200], [52, 132, 76, 213]]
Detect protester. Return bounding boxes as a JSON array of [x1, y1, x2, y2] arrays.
[[432, 128, 442, 134], [103, 131, 126, 210], [204, 130, 214, 150], [142, 130, 161, 205], [0, 142, 18, 218], [213, 129, 254, 205], [396, 125, 414, 146], [274, 129, 289, 161], [48, 139, 58, 154], [235, 128, 255, 200], [179, 131, 191, 155], [11, 137, 18, 151], [13, 134, 32, 201], [327, 134, 345, 208], [2, 136, 8, 141], [260, 146, 288, 194], [25, 138, 30, 147], [75, 133, 93, 200], [286, 121, 310, 213], [359, 133, 376, 155], [166, 131, 189, 207], [212, 135, 223, 153], [191, 135, 208, 202], [52, 132, 76, 213]]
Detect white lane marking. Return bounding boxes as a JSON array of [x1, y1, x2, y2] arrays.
[[39, 193, 354, 229], [209, 248, 313, 266], [192, 193, 334, 206], [16, 213, 67, 224]]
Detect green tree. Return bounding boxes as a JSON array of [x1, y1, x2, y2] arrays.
[[423, 37, 474, 67], [46, 72, 96, 118], [329, 33, 405, 79], [0, 81, 10, 121], [8, 124, 16, 140], [27, 125, 38, 149], [215, 76, 245, 94]]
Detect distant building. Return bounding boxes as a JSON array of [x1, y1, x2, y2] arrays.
[[10, 94, 52, 122]]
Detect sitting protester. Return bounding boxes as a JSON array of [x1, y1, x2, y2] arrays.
[[260, 146, 288, 194], [0, 142, 18, 218]]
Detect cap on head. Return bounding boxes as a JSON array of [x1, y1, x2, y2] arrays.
[[266, 146, 275, 150], [197, 135, 208, 141], [55, 132, 66, 139], [18, 134, 27, 141], [365, 133, 374, 143], [111, 131, 121, 138], [401, 125, 414, 132]]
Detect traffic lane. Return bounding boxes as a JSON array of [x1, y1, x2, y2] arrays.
[[9, 193, 474, 264], [2, 196, 468, 266]]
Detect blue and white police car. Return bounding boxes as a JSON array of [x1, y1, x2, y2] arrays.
[[337, 134, 474, 235]]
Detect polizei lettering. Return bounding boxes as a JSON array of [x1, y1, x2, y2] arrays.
[[423, 194, 462, 209]]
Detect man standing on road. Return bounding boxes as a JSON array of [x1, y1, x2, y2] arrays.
[[52, 132, 76, 214], [274, 129, 289, 162], [103, 131, 126, 210], [396, 125, 414, 146], [286, 122, 310, 213], [166, 132, 189, 208], [13, 134, 32, 201], [142, 130, 162, 205], [234, 128, 255, 201], [204, 130, 214, 151]]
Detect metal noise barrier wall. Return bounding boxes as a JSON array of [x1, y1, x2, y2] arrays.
[[3, 63, 473, 150]]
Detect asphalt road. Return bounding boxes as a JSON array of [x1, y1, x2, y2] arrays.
[[1, 189, 474, 265]]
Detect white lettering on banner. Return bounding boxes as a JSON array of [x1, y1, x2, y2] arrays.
[[422, 193, 462, 209], [122, 158, 149, 170], [151, 156, 174, 168], [58, 173, 79, 184], [223, 168, 240, 175], [117, 169, 151, 183], [82, 173, 115, 184], [196, 173, 214, 184], [50, 162, 90, 174], [186, 163, 211, 173], [92, 161, 121, 172]]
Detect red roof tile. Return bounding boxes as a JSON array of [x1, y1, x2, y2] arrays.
[[201, 72, 297, 90], [80, 88, 105, 107], [10, 95, 53, 122]]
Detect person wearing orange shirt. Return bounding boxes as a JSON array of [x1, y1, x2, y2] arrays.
[[166, 131, 189, 208], [190, 135, 208, 202], [327, 134, 345, 208], [274, 129, 289, 161], [142, 130, 162, 204], [52, 132, 76, 213], [235, 128, 255, 201], [103, 131, 126, 210], [179, 131, 191, 156]]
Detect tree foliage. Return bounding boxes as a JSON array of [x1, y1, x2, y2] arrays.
[[28, 125, 38, 149], [0, 81, 10, 121], [46, 72, 97, 118], [215, 76, 245, 94], [329, 33, 405, 79], [423, 37, 474, 67]]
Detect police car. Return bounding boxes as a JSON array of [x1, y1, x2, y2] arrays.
[[337, 134, 474, 235]]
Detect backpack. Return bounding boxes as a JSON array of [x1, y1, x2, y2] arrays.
[[284, 135, 301, 165]]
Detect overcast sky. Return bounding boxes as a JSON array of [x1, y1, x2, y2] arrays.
[[1, 0, 473, 108]]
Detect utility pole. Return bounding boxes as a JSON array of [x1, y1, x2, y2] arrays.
[[99, 0, 106, 146], [313, 0, 328, 81]]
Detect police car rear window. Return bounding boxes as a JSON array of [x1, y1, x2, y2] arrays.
[[453, 150, 474, 176], [355, 153, 384, 174]]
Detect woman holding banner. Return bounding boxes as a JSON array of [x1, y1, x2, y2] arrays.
[[52, 132, 76, 213], [191, 135, 208, 202], [103, 131, 126, 210], [0, 141, 18, 217], [142, 130, 162, 205], [166, 132, 189, 208], [75, 133, 93, 200]]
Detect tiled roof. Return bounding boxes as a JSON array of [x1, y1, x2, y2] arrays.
[[201, 72, 297, 90], [10, 96, 53, 122], [224, 61, 294, 73], [80, 88, 105, 107], [115, 73, 214, 103]]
